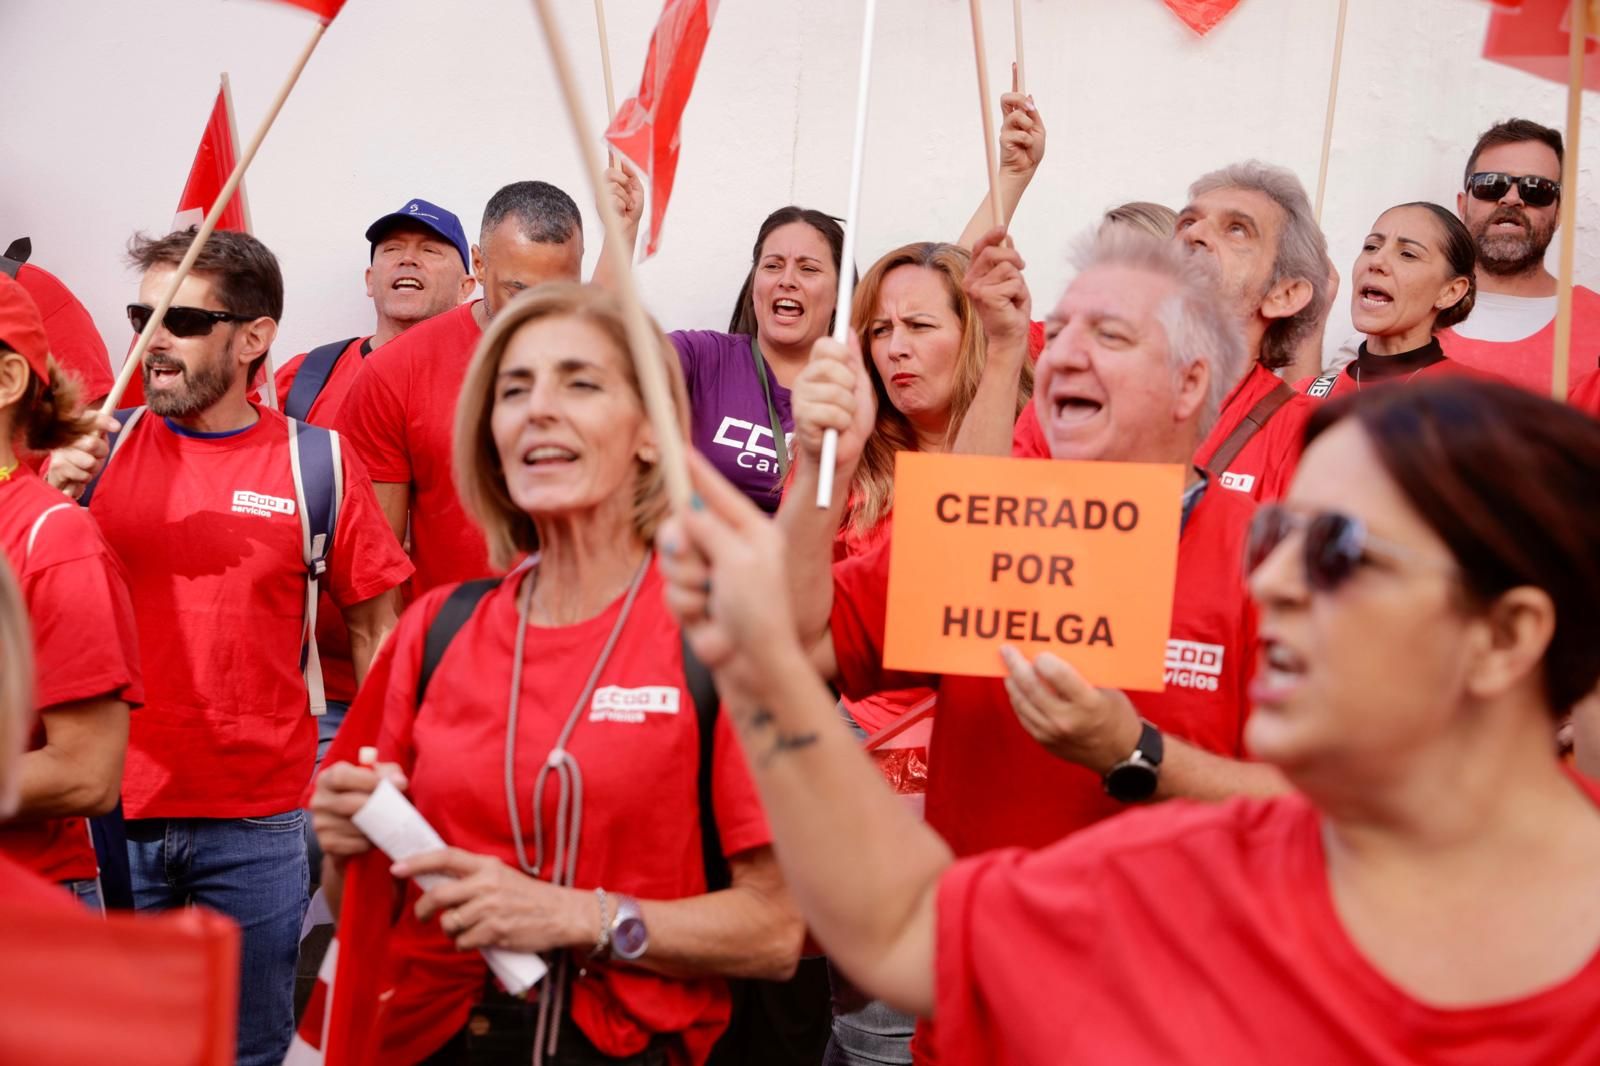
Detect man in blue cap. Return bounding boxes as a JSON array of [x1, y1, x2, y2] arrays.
[[271, 198, 471, 764]]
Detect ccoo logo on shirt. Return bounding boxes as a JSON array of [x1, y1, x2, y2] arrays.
[[231, 490, 296, 518], [1164, 639, 1225, 692]]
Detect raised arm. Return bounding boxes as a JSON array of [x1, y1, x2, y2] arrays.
[[952, 227, 1032, 456], [658, 453, 950, 1016], [777, 335, 876, 675], [590, 165, 645, 293], [955, 87, 1046, 251]]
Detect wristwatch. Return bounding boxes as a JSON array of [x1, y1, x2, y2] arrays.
[[608, 894, 649, 961], [1102, 720, 1164, 803]]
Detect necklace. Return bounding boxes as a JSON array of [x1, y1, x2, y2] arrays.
[[502, 550, 652, 1062], [1353, 364, 1426, 391]]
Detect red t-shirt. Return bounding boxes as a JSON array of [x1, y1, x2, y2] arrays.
[[1298, 354, 1498, 401], [87, 406, 413, 819], [830, 482, 1259, 858], [14, 264, 113, 404], [1572, 370, 1600, 416], [1438, 285, 1600, 395], [337, 301, 492, 595], [1194, 362, 1315, 502], [0, 852, 78, 912], [0, 469, 141, 881], [322, 565, 772, 1065], [274, 337, 373, 705], [936, 786, 1600, 1065]]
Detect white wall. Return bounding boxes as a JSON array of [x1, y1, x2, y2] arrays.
[[3, 0, 1597, 370]]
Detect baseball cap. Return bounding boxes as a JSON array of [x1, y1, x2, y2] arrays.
[[0, 274, 51, 384], [365, 199, 471, 273]]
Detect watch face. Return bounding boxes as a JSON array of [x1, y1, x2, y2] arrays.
[[1105, 762, 1159, 803], [613, 916, 648, 959]]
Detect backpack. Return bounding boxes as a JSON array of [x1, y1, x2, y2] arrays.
[[0, 237, 30, 278], [283, 337, 360, 422], [415, 578, 730, 891], [78, 407, 346, 717]]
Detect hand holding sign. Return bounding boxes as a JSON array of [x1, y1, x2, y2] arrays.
[[1002, 645, 1143, 774], [794, 334, 876, 494]]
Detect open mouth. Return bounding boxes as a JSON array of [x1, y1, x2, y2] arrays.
[[146, 361, 185, 386], [1357, 285, 1393, 310], [772, 298, 804, 322], [522, 445, 578, 467], [1051, 395, 1104, 425], [392, 277, 424, 291]]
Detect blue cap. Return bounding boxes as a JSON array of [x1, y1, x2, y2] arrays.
[[365, 198, 471, 272]]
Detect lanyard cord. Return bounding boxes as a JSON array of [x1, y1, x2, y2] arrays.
[[503, 551, 653, 1063], [748, 338, 790, 482]]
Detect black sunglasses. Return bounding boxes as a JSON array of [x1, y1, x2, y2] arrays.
[[1465, 171, 1561, 208], [1245, 506, 1427, 593], [127, 303, 254, 338]]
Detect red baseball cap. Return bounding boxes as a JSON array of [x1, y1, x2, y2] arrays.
[[0, 274, 51, 384]]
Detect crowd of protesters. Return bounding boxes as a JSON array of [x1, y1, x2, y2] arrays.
[[2, 102, 1600, 1066]]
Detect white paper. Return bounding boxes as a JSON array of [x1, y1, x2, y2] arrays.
[[353, 778, 548, 994]]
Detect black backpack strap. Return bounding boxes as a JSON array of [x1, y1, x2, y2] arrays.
[[682, 635, 731, 891], [284, 338, 360, 422], [77, 406, 146, 508], [1, 237, 31, 278], [416, 578, 500, 708]]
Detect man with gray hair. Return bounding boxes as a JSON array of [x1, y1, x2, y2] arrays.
[[1013, 161, 1329, 502], [779, 227, 1276, 885], [337, 180, 584, 594]]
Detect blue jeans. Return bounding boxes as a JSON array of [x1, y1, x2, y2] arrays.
[[126, 812, 310, 1066], [62, 876, 104, 914], [306, 700, 350, 888]]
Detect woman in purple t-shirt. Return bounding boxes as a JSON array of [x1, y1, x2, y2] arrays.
[[598, 170, 844, 512]]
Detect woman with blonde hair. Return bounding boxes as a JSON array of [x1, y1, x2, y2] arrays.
[[311, 282, 801, 1065]]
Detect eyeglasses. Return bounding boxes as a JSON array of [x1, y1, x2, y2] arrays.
[[126, 303, 254, 338], [1465, 171, 1561, 208], [1244, 505, 1439, 593]]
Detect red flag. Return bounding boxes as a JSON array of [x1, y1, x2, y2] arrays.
[[265, 0, 348, 21], [604, 0, 720, 258], [1162, 0, 1246, 36], [174, 78, 251, 234], [1483, 0, 1600, 89]]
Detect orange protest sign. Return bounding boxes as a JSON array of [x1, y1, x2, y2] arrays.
[[884, 452, 1184, 689]]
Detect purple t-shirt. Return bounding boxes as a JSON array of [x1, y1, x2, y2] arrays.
[[670, 330, 793, 513]]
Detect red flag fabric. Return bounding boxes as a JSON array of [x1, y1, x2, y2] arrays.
[[1483, 0, 1600, 89], [0, 900, 239, 1066], [1162, 0, 1246, 36], [265, 0, 348, 21], [604, 0, 720, 259], [174, 82, 250, 234]]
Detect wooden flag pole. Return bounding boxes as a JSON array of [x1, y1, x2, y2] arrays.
[[100, 22, 328, 416], [969, 0, 1004, 229], [218, 70, 278, 410], [594, 0, 617, 121], [530, 0, 692, 510], [1314, 0, 1349, 224], [815, 0, 880, 509], [1551, 0, 1588, 401], [1012, 0, 1026, 96]]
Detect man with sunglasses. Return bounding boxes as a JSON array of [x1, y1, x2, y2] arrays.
[[50, 229, 415, 1066], [1442, 118, 1600, 392]]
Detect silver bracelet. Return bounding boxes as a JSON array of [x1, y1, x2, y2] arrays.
[[590, 887, 612, 959]]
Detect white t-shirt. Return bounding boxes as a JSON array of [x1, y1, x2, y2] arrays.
[[1450, 291, 1558, 342]]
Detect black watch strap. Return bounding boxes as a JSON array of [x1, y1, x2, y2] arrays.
[[1103, 720, 1164, 803]]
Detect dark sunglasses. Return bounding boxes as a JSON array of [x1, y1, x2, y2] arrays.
[[127, 303, 254, 338], [1465, 171, 1561, 208], [1245, 505, 1427, 593]]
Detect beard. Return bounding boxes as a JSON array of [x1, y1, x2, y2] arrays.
[[143, 347, 238, 418], [1471, 206, 1557, 277]]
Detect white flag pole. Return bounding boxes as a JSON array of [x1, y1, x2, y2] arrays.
[[1550, 0, 1588, 400], [101, 22, 329, 415], [816, 0, 880, 510], [1313, 0, 1350, 224]]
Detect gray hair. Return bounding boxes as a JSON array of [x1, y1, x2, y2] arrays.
[[480, 180, 582, 245], [1072, 228, 1247, 437], [1188, 161, 1329, 371]]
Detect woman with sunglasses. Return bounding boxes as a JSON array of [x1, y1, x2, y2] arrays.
[[657, 376, 1600, 1064], [309, 284, 801, 1065], [1300, 203, 1490, 400], [0, 274, 140, 911]]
